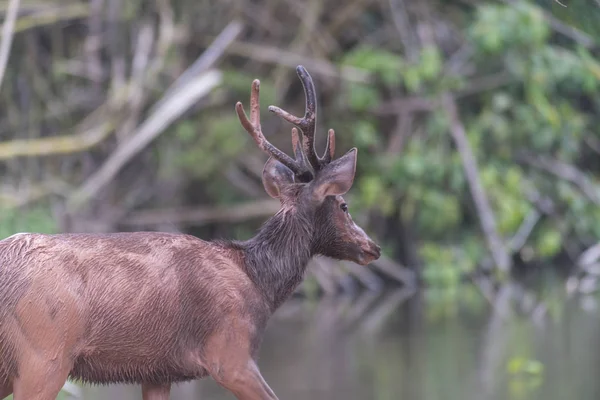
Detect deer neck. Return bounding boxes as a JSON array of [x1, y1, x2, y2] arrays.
[[235, 208, 314, 310]]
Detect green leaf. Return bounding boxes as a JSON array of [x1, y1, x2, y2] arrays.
[[419, 46, 443, 80], [535, 229, 562, 258], [347, 83, 380, 111]]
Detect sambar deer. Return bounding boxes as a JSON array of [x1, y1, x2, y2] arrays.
[[0, 66, 380, 400]]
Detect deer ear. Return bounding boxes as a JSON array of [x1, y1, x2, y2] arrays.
[[262, 157, 295, 199], [311, 148, 357, 202]]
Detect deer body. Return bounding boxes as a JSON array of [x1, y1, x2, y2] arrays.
[[0, 66, 380, 400], [0, 232, 265, 385]]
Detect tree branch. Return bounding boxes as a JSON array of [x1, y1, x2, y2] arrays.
[[66, 69, 223, 212], [120, 199, 280, 227], [0, 0, 21, 91], [202, 38, 372, 84], [517, 152, 600, 205], [442, 93, 512, 274], [0, 121, 115, 160], [500, 0, 595, 48]]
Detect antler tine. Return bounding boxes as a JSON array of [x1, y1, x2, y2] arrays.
[[236, 79, 304, 176], [320, 129, 336, 164], [290, 127, 315, 181], [291, 128, 306, 164], [268, 65, 321, 170]]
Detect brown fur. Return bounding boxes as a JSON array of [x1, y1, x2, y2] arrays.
[[0, 66, 380, 400]]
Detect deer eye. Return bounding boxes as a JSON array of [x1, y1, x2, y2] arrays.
[[340, 203, 348, 213]]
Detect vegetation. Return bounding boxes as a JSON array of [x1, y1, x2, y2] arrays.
[[1, 0, 599, 294]]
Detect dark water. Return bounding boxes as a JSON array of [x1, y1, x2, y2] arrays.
[[79, 281, 600, 400]]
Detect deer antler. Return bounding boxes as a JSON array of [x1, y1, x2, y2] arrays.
[[236, 67, 336, 181], [236, 79, 308, 177], [268, 65, 335, 172]]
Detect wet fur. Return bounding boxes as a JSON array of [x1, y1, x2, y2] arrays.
[[0, 231, 262, 386]]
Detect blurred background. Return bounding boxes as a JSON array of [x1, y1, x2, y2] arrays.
[[1, 0, 600, 399]]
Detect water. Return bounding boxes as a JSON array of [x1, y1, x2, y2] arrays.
[[80, 281, 600, 400]]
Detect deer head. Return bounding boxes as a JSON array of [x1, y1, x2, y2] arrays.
[[236, 66, 381, 266]]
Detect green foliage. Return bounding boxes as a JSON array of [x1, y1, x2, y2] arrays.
[[175, 113, 249, 179], [470, 3, 550, 53], [479, 165, 531, 235], [341, 46, 404, 87], [222, 69, 277, 107], [534, 229, 562, 259], [346, 83, 380, 112], [507, 357, 544, 376], [355, 174, 395, 216], [420, 241, 478, 288], [341, 44, 444, 100], [402, 45, 444, 93], [0, 205, 57, 239], [352, 119, 380, 147], [507, 357, 545, 399], [419, 46, 443, 82]]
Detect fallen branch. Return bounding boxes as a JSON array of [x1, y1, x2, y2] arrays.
[[442, 93, 512, 274], [0, 121, 115, 160], [66, 69, 223, 211], [66, 19, 244, 212], [120, 198, 280, 227], [156, 20, 243, 113]]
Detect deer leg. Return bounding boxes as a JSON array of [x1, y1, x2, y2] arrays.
[[142, 383, 171, 400], [12, 356, 71, 400], [211, 359, 278, 400]]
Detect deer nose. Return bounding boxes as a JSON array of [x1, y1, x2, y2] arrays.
[[365, 241, 381, 258], [373, 243, 381, 256]]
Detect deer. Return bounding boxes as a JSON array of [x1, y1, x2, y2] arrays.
[[0, 65, 381, 400]]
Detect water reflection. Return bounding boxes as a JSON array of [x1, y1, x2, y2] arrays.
[[81, 282, 600, 400]]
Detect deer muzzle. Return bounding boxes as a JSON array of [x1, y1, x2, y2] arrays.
[[357, 240, 381, 266]]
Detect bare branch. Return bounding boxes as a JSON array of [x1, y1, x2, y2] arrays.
[[0, 121, 115, 160], [369, 254, 418, 288], [202, 38, 372, 83], [65, 17, 243, 212], [442, 94, 512, 274], [12, 3, 90, 34], [388, 0, 419, 61], [518, 152, 600, 205], [501, 0, 594, 48], [0, 0, 21, 91], [157, 20, 243, 110], [373, 72, 514, 116], [67, 69, 223, 212], [577, 242, 600, 269], [121, 199, 280, 227], [554, 0, 567, 7], [508, 210, 542, 252]]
